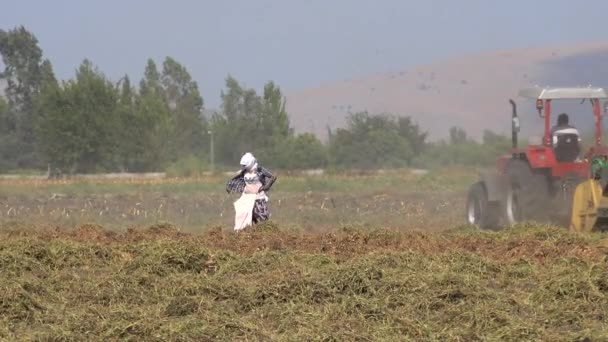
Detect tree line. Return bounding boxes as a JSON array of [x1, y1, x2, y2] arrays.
[[0, 26, 509, 175]]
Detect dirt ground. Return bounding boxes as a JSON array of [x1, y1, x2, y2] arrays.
[[1, 223, 608, 341], [0, 188, 464, 233], [1, 173, 608, 340], [3, 221, 604, 262]]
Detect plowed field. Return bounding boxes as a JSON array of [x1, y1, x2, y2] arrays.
[[1, 171, 607, 340]]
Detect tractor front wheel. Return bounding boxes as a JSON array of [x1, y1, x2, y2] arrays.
[[504, 185, 523, 224], [466, 181, 500, 229], [503, 159, 550, 225]]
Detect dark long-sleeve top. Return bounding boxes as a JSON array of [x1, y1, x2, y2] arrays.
[[226, 166, 277, 194]]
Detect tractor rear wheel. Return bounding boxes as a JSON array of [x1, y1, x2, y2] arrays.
[[503, 159, 550, 225], [466, 181, 500, 229]]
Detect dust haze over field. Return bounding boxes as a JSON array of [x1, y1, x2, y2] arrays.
[[3, 1, 608, 340], [4, 1, 608, 142], [286, 44, 608, 141], [0, 171, 472, 231], [1, 173, 608, 340], [2, 208, 608, 340]]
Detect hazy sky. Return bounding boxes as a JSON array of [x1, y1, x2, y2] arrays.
[[3, 0, 608, 108]]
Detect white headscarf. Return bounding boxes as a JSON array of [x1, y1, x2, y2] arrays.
[[239, 152, 257, 171]]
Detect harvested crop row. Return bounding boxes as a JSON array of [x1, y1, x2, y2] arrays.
[[0, 223, 607, 340], [1, 222, 606, 262]]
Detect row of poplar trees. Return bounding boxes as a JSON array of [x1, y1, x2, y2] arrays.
[[0, 26, 328, 173], [1, 26, 438, 173]]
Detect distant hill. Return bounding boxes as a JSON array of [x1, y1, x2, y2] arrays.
[[285, 43, 608, 142]]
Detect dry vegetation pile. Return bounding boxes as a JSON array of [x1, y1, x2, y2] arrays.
[[1, 223, 607, 341]]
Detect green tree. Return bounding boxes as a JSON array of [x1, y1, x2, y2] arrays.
[[398, 116, 428, 164], [482, 129, 508, 146], [482, 129, 510, 160], [161, 57, 207, 160], [0, 26, 57, 169], [36, 59, 120, 173], [128, 59, 174, 171], [114, 75, 139, 171], [449, 126, 468, 145], [0, 97, 8, 129], [275, 133, 327, 169], [261, 81, 290, 139], [414, 129, 510, 168], [256, 81, 292, 161], [213, 76, 325, 169], [212, 76, 264, 165], [0, 96, 21, 171], [328, 112, 412, 169]]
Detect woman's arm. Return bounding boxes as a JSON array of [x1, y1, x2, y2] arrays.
[[226, 171, 246, 193], [259, 167, 277, 192]]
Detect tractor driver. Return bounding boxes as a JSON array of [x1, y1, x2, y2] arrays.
[[551, 113, 581, 162]]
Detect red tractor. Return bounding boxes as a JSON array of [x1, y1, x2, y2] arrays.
[[466, 86, 608, 230]]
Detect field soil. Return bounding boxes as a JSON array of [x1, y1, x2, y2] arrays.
[[1, 223, 608, 341], [0, 171, 471, 232], [1, 171, 607, 340]]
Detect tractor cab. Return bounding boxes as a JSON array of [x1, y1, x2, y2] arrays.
[[467, 86, 608, 231], [509, 86, 608, 179]]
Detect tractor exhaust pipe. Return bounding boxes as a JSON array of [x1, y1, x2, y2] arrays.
[[509, 99, 519, 149]]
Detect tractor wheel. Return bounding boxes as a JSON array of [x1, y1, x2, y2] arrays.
[[503, 159, 550, 225], [466, 181, 500, 229]]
